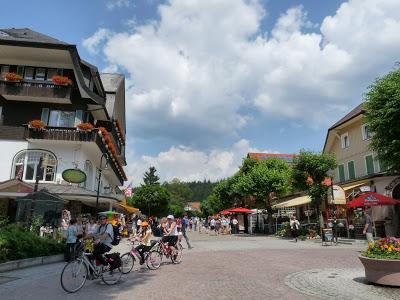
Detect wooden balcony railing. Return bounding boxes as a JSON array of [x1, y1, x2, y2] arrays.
[[0, 80, 71, 100]]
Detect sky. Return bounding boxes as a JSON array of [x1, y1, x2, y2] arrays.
[[2, 0, 400, 185]]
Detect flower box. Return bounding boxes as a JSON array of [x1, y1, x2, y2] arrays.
[[28, 120, 46, 129], [5, 72, 23, 82], [76, 123, 94, 131], [52, 75, 72, 86]]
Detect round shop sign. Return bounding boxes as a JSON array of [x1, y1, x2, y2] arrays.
[[62, 169, 87, 184]]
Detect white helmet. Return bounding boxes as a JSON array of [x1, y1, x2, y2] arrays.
[[167, 215, 174, 220]]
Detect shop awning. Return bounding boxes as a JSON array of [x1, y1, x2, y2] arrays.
[[273, 196, 311, 209], [341, 180, 370, 191], [118, 203, 139, 214]]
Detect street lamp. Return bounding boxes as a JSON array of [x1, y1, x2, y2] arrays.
[[95, 153, 109, 215]]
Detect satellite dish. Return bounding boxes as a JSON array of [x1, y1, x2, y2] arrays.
[[62, 169, 87, 184]]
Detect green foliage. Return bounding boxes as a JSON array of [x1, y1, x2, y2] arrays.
[[186, 180, 219, 201], [0, 224, 65, 263], [30, 215, 44, 235], [293, 151, 337, 206], [163, 179, 194, 217], [128, 184, 171, 217], [0, 216, 9, 228], [143, 166, 160, 185], [365, 67, 400, 174], [275, 222, 291, 237]]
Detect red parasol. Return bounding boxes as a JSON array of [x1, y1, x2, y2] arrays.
[[347, 192, 400, 208], [220, 209, 232, 215], [229, 207, 252, 213]]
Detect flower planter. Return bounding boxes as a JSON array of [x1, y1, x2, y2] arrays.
[[359, 255, 400, 286]]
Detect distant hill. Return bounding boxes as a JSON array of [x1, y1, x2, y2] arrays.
[[186, 180, 220, 202]]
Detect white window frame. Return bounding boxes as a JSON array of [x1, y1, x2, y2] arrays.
[[362, 124, 373, 141], [12, 150, 57, 183], [347, 160, 356, 180], [341, 132, 349, 149]]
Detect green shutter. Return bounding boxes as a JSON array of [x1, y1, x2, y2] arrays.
[[366, 155, 374, 175], [338, 165, 345, 182], [348, 161, 356, 179]]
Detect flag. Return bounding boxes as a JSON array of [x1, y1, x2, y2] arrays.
[[124, 182, 133, 197]]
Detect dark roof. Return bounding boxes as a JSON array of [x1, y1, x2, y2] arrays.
[[329, 103, 365, 130], [0, 28, 70, 45]]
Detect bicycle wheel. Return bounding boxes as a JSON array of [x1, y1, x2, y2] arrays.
[[171, 244, 183, 264], [101, 265, 122, 285], [146, 250, 162, 270], [119, 252, 135, 274], [60, 259, 88, 293]]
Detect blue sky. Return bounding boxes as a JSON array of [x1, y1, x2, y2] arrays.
[[2, 0, 400, 184]]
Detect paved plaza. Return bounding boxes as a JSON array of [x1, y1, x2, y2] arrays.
[[1, 233, 400, 300]]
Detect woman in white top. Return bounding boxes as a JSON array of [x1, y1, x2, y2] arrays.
[[290, 215, 300, 242], [165, 215, 178, 254], [86, 217, 98, 235]]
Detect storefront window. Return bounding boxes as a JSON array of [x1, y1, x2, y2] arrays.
[[12, 150, 57, 182]]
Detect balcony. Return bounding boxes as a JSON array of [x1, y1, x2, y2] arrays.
[[0, 80, 72, 104], [25, 126, 125, 184]]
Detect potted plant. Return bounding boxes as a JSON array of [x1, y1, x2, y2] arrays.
[[52, 75, 72, 86], [359, 237, 400, 286], [76, 123, 94, 131], [5, 72, 23, 82], [28, 120, 46, 129]]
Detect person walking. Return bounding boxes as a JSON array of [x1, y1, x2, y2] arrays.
[[181, 216, 193, 249], [290, 215, 300, 242], [232, 217, 238, 234], [363, 208, 374, 244], [210, 218, 216, 236], [65, 218, 79, 262]]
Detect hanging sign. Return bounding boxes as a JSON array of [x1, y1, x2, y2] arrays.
[[62, 169, 87, 184]]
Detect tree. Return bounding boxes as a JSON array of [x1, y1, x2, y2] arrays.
[[143, 166, 160, 185], [128, 184, 170, 217], [365, 67, 400, 174], [163, 179, 193, 216], [293, 151, 337, 235]]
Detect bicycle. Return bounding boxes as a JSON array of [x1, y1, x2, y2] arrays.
[[119, 238, 162, 274], [155, 238, 183, 264], [60, 242, 122, 293]]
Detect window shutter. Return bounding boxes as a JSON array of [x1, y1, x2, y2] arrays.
[[338, 165, 345, 182], [348, 161, 356, 180], [366, 155, 374, 175], [74, 110, 83, 126], [41, 108, 49, 124]]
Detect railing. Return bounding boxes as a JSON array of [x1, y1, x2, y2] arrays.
[[0, 79, 72, 99]]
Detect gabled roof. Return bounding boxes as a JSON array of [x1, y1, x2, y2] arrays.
[[0, 28, 70, 46], [329, 103, 365, 130], [100, 73, 125, 93], [247, 153, 296, 163]]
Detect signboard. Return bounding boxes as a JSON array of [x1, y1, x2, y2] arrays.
[[328, 185, 346, 205], [62, 169, 86, 184], [359, 186, 371, 192]]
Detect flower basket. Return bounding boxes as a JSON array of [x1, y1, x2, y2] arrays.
[[52, 75, 72, 86], [359, 237, 400, 286], [76, 123, 94, 131], [28, 120, 46, 129], [5, 72, 23, 82]]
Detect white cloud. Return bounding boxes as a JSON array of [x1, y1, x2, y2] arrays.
[[125, 139, 279, 185], [106, 0, 133, 10], [85, 0, 400, 147]]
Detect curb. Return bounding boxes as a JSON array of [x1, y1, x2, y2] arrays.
[[0, 254, 64, 273]]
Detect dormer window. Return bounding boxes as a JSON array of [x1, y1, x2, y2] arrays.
[[341, 133, 349, 149], [362, 124, 373, 140]]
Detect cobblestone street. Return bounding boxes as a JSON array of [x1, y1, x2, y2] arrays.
[[1, 232, 399, 300]]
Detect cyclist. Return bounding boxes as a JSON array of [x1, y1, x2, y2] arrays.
[[86, 214, 113, 266], [165, 215, 179, 256], [133, 221, 153, 264]]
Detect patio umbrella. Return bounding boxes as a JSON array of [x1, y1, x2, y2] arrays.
[[229, 207, 252, 213], [220, 209, 232, 215], [98, 210, 120, 216], [347, 192, 400, 208]]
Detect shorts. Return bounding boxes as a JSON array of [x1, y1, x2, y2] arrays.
[[168, 236, 178, 246], [210, 226, 215, 230]]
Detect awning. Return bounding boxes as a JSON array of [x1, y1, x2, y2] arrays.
[[118, 203, 139, 214], [273, 196, 311, 209], [341, 180, 370, 191]]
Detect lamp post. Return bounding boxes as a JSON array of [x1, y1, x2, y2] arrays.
[[95, 153, 109, 215]]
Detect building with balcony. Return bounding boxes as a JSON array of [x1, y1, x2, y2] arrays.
[[0, 28, 128, 222]]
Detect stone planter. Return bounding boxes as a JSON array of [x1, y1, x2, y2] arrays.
[[359, 255, 400, 286]]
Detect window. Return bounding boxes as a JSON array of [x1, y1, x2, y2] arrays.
[[12, 150, 57, 182], [83, 160, 93, 190], [41, 108, 49, 124], [348, 161, 356, 180], [341, 133, 349, 149], [16, 66, 24, 76], [365, 155, 375, 175], [49, 110, 75, 127], [338, 164, 346, 182], [24, 67, 34, 80], [35, 68, 46, 81], [1, 65, 10, 78], [362, 124, 373, 140], [46, 69, 57, 81]]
